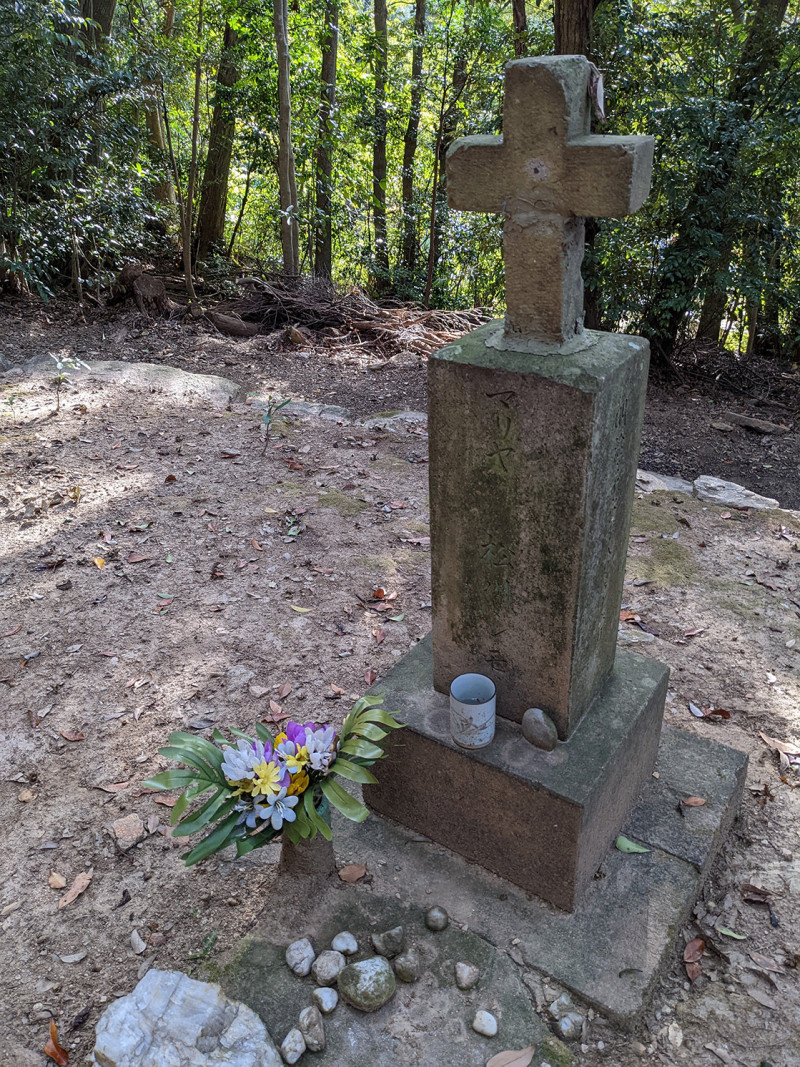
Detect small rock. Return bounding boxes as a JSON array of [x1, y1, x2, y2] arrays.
[[394, 948, 421, 983], [60, 952, 87, 964], [312, 987, 338, 1015], [311, 949, 345, 986], [298, 1005, 325, 1053], [455, 962, 480, 991], [285, 937, 316, 977], [280, 1028, 306, 1065], [521, 707, 558, 751], [338, 956, 396, 1012], [471, 1010, 498, 1037], [371, 925, 404, 959], [424, 905, 448, 931], [130, 930, 147, 955], [548, 992, 574, 1021], [558, 1011, 584, 1041], [111, 813, 145, 851], [331, 931, 358, 956]]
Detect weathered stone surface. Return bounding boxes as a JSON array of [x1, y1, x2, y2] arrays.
[[549, 993, 574, 1021], [447, 57, 652, 345], [335, 957, 396, 1013], [111, 813, 145, 851], [393, 948, 421, 983], [311, 949, 345, 986], [371, 925, 404, 958], [285, 938, 315, 977], [312, 987, 338, 1015], [424, 906, 449, 931], [558, 1013, 584, 1041], [279, 1028, 305, 1065], [331, 931, 358, 956], [89, 969, 281, 1066], [428, 325, 651, 737], [693, 475, 778, 510], [365, 636, 668, 911], [471, 1010, 498, 1037], [455, 962, 480, 991], [298, 1005, 325, 1053], [521, 707, 558, 751], [636, 470, 693, 495]]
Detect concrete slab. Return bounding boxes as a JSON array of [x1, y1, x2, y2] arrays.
[[221, 893, 555, 1066], [337, 720, 746, 1027], [364, 635, 668, 911]]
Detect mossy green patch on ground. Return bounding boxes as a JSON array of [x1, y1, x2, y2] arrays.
[[630, 496, 679, 536], [539, 1034, 576, 1067], [631, 538, 698, 585], [317, 488, 369, 517], [355, 553, 398, 574]]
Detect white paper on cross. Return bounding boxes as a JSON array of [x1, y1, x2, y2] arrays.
[[447, 56, 654, 347]]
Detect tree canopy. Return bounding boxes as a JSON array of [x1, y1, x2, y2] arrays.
[[0, 0, 798, 361]]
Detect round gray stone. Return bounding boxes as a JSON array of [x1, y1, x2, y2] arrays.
[[548, 992, 574, 1021], [371, 925, 404, 959], [298, 1005, 325, 1053], [280, 1028, 306, 1064], [337, 956, 396, 1013], [311, 949, 346, 986], [471, 1010, 498, 1037], [312, 987, 338, 1015], [455, 962, 480, 991], [285, 938, 315, 977], [521, 707, 558, 751], [393, 948, 421, 984], [558, 1012, 584, 1042], [331, 931, 358, 956], [424, 906, 449, 932]]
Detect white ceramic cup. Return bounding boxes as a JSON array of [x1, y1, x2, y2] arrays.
[[449, 673, 496, 749]]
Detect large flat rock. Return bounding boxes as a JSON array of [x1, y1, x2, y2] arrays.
[[22, 357, 240, 405]]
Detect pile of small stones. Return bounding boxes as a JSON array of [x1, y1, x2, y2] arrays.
[[279, 905, 499, 1064]]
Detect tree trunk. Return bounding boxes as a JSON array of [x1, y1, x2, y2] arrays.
[[400, 0, 425, 276], [554, 0, 596, 55], [80, 0, 117, 45], [643, 0, 790, 362], [371, 0, 389, 288], [143, 3, 176, 205], [195, 24, 240, 261], [274, 0, 300, 275], [512, 0, 527, 58], [314, 0, 339, 279]]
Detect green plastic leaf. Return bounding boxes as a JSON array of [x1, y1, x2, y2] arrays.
[[182, 811, 242, 866], [304, 787, 333, 841], [143, 769, 204, 791], [331, 758, 379, 785], [171, 792, 236, 838], [159, 745, 219, 782], [320, 778, 369, 823], [255, 721, 275, 747], [228, 727, 255, 744], [340, 737, 384, 762], [615, 835, 651, 854], [717, 926, 747, 940], [170, 791, 190, 825], [350, 721, 388, 743], [166, 731, 225, 773]]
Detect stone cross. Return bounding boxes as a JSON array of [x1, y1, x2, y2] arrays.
[[447, 55, 653, 346]]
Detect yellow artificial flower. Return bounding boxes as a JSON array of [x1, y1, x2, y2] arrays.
[[274, 732, 288, 745], [287, 769, 309, 797], [285, 745, 309, 775], [252, 760, 285, 797]]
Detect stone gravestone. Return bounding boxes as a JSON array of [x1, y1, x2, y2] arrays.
[[364, 55, 669, 912]]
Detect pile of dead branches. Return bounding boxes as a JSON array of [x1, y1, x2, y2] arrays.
[[215, 274, 492, 354]]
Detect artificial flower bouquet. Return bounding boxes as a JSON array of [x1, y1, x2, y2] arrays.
[[143, 695, 402, 866]]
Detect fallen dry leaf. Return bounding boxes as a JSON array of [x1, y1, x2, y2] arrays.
[[684, 627, 705, 637], [126, 552, 148, 564], [364, 668, 377, 685], [685, 961, 702, 982], [48, 872, 67, 890], [269, 699, 283, 716], [330, 683, 345, 697], [749, 951, 784, 974], [277, 682, 292, 699], [153, 795, 177, 808], [58, 870, 93, 910], [92, 557, 105, 569], [486, 1049, 536, 1067], [620, 609, 638, 622], [17, 788, 35, 802], [745, 987, 776, 1009], [683, 938, 705, 963], [92, 781, 129, 793], [2, 625, 22, 638], [59, 730, 84, 742], [373, 628, 387, 645], [44, 1019, 69, 1065], [682, 796, 707, 807], [338, 863, 367, 883]]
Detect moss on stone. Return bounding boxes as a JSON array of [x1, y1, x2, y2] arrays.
[[539, 1033, 576, 1067], [634, 539, 698, 585], [317, 489, 368, 517]]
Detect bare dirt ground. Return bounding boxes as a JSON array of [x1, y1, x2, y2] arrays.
[[1, 299, 799, 1067]]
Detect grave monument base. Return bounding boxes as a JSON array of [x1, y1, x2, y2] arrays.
[[364, 635, 669, 912]]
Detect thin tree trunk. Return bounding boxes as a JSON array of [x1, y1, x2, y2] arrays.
[[143, 3, 176, 204], [372, 0, 389, 288], [227, 160, 253, 259], [643, 0, 790, 363], [274, 0, 300, 275], [400, 0, 425, 275], [314, 0, 338, 278], [196, 23, 240, 260], [182, 0, 203, 302], [512, 0, 527, 58]]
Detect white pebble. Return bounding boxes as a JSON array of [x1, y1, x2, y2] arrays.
[[280, 1028, 306, 1065], [312, 949, 346, 986], [285, 938, 315, 977], [312, 986, 339, 1015], [331, 931, 358, 955], [472, 1010, 498, 1037]]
